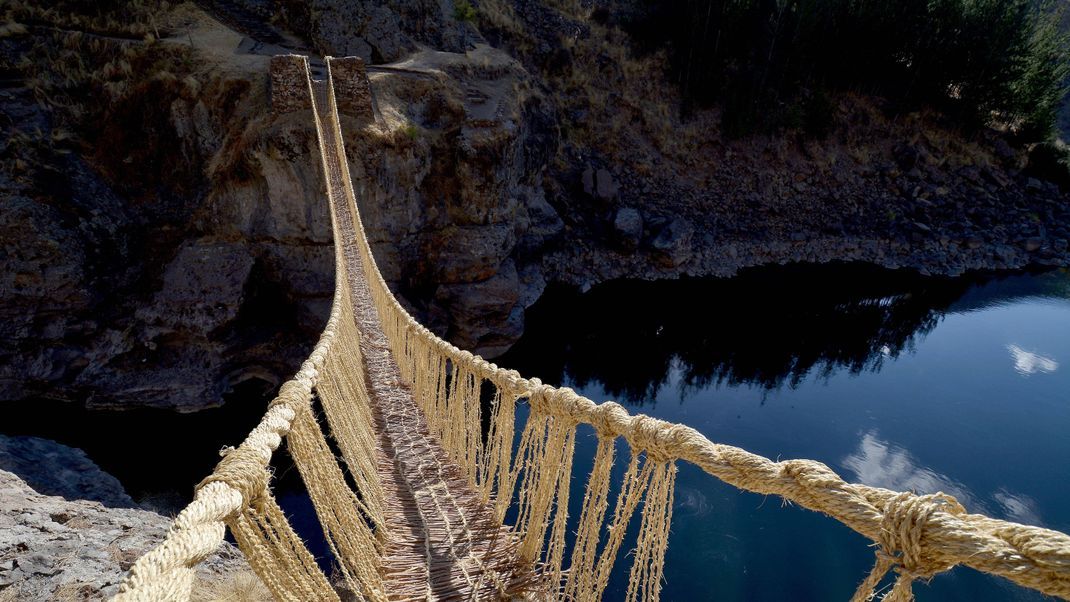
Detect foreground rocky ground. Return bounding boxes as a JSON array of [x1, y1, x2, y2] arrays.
[[1, 0, 1068, 412], [0, 467, 261, 601]]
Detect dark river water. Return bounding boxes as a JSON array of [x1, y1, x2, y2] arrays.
[[3, 264, 1068, 600], [497, 264, 1070, 601]]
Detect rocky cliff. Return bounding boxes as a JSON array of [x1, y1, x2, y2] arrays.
[[2, 0, 1068, 413], [1, 7, 332, 410]]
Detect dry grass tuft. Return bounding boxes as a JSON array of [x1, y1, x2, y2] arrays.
[[50, 583, 98, 601], [191, 569, 272, 602], [3, 0, 162, 39], [0, 21, 28, 38], [3, 0, 197, 141], [476, 0, 522, 34], [552, 20, 688, 159]]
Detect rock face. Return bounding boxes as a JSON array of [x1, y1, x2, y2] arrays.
[[0, 469, 253, 600], [338, 44, 560, 357], [308, 0, 467, 62], [1, 7, 566, 407], [1, 18, 336, 410], [431, 259, 524, 357]]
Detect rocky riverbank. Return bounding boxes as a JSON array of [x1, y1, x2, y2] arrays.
[[540, 128, 1070, 288]]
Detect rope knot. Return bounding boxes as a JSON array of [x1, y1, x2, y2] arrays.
[[879, 491, 965, 580], [196, 446, 272, 509], [629, 416, 675, 461], [527, 383, 553, 415], [552, 387, 589, 424], [590, 402, 627, 437], [502, 369, 524, 390], [853, 491, 966, 602]]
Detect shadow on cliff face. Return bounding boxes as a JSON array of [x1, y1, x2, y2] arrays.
[[498, 263, 1023, 404], [217, 259, 313, 385]]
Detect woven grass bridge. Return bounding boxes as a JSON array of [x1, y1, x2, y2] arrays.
[[113, 56, 1070, 602]]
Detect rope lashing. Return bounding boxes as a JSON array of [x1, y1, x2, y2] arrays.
[[852, 492, 966, 601], [197, 446, 271, 508]]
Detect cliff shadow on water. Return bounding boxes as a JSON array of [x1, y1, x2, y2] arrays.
[[498, 263, 1067, 404]]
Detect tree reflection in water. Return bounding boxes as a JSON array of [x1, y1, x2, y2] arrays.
[[501, 264, 1010, 404]]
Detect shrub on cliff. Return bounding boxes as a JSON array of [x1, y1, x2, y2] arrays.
[[1025, 141, 1070, 189], [626, 0, 1069, 138]]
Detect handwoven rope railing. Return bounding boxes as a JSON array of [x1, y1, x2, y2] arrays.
[[112, 58, 355, 602], [113, 55, 1070, 601]]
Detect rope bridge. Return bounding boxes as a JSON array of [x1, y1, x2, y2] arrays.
[[111, 55, 1070, 601]]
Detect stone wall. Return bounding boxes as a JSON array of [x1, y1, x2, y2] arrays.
[[329, 56, 374, 119], [270, 55, 311, 114]]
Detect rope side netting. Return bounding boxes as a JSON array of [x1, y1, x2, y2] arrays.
[[113, 56, 1070, 602]]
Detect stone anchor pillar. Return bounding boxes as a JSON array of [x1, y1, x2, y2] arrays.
[[327, 56, 374, 120], [270, 54, 311, 114]]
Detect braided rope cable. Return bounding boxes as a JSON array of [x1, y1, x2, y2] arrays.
[[353, 194, 1070, 596], [113, 55, 349, 601]]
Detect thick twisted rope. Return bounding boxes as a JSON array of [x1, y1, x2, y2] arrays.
[[113, 56, 348, 601], [352, 195, 1070, 599]]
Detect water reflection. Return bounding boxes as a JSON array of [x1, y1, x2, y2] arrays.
[[501, 265, 1067, 404], [1007, 344, 1059, 376], [993, 489, 1043, 526], [842, 430, 1045, 527], [842, 430, 980, 511], [674, 485, 713, 518]]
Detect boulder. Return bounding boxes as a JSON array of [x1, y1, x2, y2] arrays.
[[424, 223, 515, 283], [581, 166, 596, 198], [595, 168, 619, 203], [136, 238, 255, 336], [363, 6, 414, 62], [0, 469, 256, 600], [612, 207, 643, 251], [580, 166, 619, 203], [432, 259, 523, 357], [310, 0, 465, 60], [652, 218, 695, 267]]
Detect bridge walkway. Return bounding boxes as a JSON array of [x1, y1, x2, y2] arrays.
[[310, 79, 537, 601]]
